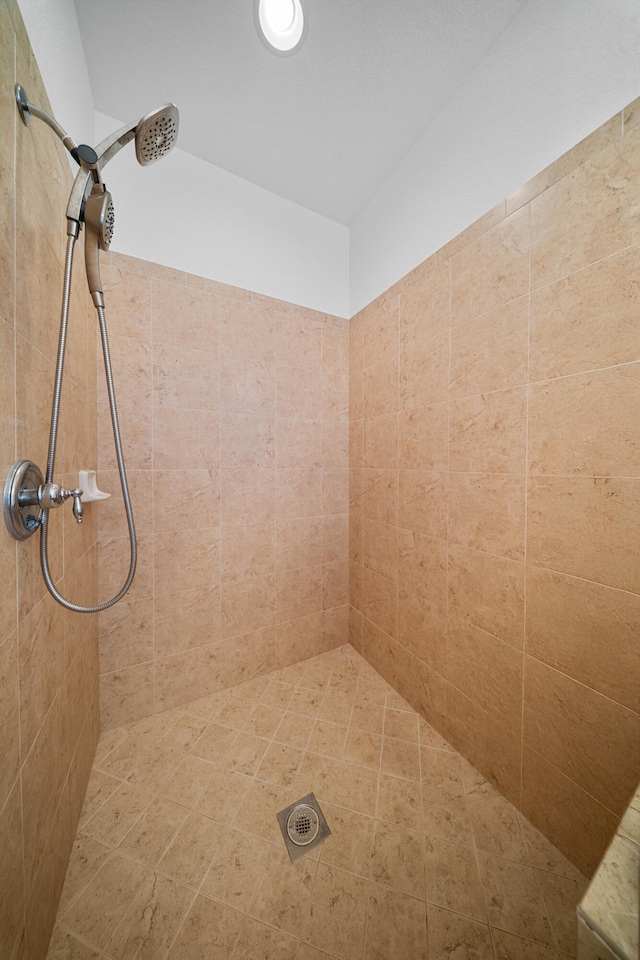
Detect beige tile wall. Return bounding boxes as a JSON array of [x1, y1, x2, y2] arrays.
[[349, 100, 640, 877], [0, 2, 100, 957], [96, 254, 349, 729]]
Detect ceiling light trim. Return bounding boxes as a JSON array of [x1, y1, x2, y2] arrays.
[[255, 0, 306, 56]]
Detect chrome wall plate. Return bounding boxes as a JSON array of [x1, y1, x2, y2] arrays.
[[276, 792, 331, 862], [3, 459, 43, 540]]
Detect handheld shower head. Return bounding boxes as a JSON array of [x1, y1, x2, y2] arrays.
[[64, 103, 179, 303]]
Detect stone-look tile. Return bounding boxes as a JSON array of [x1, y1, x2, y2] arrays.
[[45, 926, 102, 960], [377, 773, 422, 831], [523, 656, 640, 816], [529, 244, 640, 381], [397, 588, 447, 667], [323, 513, 349, 564], [448, 544, 525, 649], [275, 517, 323, 571], [364, 885, 428, 960], [276, 568, 322, 623], [381, 736, 421, 781], [153, 586, 220, 658], [220, 466, 275, 525], [525, 566, 640, 714], [153, 406, 220, 471], [105, 870, 196, 960], [157, 812, 224, 888], [467, 780, 529, 861], [364, 356, 398, 419], [252, 843, 318, 939], [530, 125, 640, 289], [294, 752, 342, 803], [57, 833, 112, 917], [528, 363, 640, 478], [521, 747, 618, 878], [371, 821, 425, 897], [62, 850, 151, 951], [449, 387, 527, 476], [273, 711, 315, 750], [221, 575, 275, 639], [397, 529, 447, 608], [491, 928, 561, 959], [448, 473, 526, 561], [221, 522, 275, 583], [362, 468, 398, 526], [152, 277, 219, 346], [364, 413, 398, 469], [363, 519, 397, 583], [363, 290, 399, 370], [427, 905, 494, 960], [306, 863, 369, 960], [307, 719, 347, 760], [276, 466, 322, 519], [398, 402, 449, 472], [256, 742, 303, 786], [451, 206, 530, 325], [536, 869, 587, 957], [200, 826, 270, 911], [318, 803, 375, 878], [517, 813, 586, 883], [450, 296, 529, 398], [233, 918, 317, 960], [166, 893, 244, 960], [153, 338, 218, 410], [362, 567, 397, 639], [477, 850, 554, 946], [424, 837, 486, 921], [398, 255, 450, 341], [82, 781, 152, 847], [443, 618, 523, 726], [333, 762, 379, 817], [98, 597, 153, 675], [0, 779, 25, 960], [399, 330, 450, 411], [527, 475, 640, 594], [0, 632, 20, 813], [398, 470, 447, 539], [118, 795, 190, 867]]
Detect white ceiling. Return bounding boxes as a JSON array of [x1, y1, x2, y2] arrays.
[[73, 0, 526, 225]]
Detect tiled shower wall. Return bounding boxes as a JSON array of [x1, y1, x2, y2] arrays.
[[0, 2, 100, 957], [96, 253, 349, 728], [349, 100, 640, 877]]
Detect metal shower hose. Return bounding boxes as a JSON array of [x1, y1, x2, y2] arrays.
[[40, 231, 137, 612]]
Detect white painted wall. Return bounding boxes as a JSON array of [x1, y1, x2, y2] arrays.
[[94, 112, 350, 317], [349, 0, 640, 314]]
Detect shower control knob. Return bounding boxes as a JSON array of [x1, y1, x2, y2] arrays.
[[35, 483, 85, 516], [37, 482, 64, 508]]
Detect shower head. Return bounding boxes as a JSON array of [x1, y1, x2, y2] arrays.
[[66, 103, 179, 223], [135, 104, 179, 166]]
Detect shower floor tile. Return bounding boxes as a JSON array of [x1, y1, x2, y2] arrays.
[[46, 645, 587, 960]]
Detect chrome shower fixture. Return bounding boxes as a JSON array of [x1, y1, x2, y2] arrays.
[[4, 85, 179, 614]]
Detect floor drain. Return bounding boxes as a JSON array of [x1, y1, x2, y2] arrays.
[[277, 793, 331, 862]]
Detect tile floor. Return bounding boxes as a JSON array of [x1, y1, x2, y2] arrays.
[[46, 645, 588, 960]]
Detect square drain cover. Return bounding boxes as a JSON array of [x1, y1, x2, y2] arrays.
[[276, 792, 331, 862]]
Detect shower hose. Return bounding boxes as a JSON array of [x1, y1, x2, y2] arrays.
[[40, 230, 137, 613]]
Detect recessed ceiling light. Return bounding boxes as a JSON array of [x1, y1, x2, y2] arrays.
[[255, 0, 306, 55]]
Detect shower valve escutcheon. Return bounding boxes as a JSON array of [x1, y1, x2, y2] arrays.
[[3, 460, 84, 541]]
